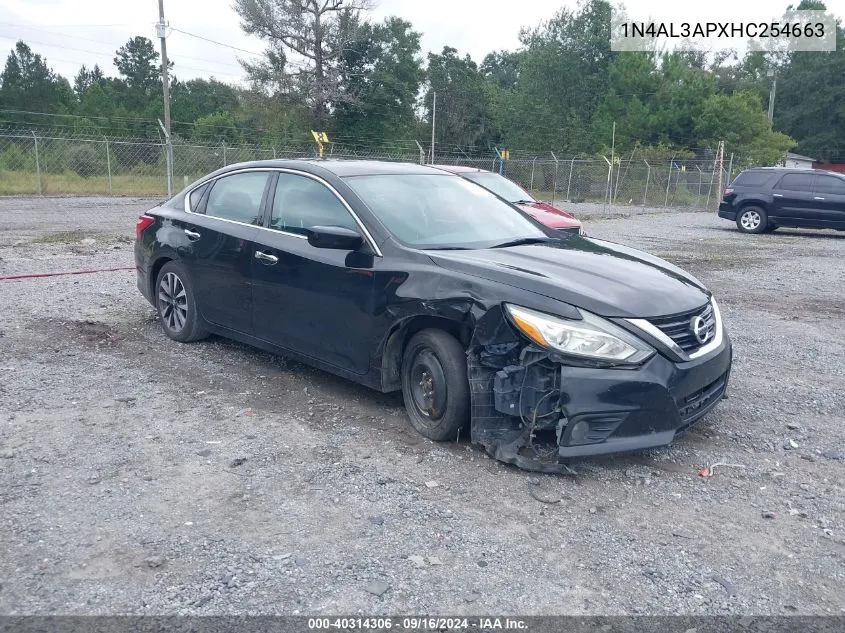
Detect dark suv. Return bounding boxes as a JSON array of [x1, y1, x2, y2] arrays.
[[718, 167, 845, 234]]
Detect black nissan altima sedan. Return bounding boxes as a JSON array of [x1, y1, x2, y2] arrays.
[[135, 160, 732, 472]]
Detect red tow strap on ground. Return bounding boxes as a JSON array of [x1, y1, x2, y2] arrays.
[[0, 266, 137, 281]]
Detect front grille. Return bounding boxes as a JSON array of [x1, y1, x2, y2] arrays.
[[648, 302, 716, 354], [678, 372, 728, 425]]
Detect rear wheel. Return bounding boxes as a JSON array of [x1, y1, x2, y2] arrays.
[[401, 329, 470, 442], [736, 205, 768, 234], [155, 261, 209, 343]]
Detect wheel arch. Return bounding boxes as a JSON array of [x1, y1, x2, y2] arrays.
[[379, 315, 471, 392], [737, 198, 769, 213], [149, 255, 174, 299]]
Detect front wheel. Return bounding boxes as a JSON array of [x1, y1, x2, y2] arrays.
[[401, 329, 470, 442], [736, 206, 768, 234], [155, 261, 209, 343]]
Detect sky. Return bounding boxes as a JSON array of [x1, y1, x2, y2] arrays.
[[0, 0, 842, 87]]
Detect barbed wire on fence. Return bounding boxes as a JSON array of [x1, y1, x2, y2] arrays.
[[0, 125, 734, 208]]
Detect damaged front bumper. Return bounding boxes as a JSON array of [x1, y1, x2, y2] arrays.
[[468, 332, 732, 473]]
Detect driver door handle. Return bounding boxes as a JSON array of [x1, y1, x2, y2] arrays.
[[814, 196, 825, 200], [184, 229, 201, 240], [254, 251, 279, 265]]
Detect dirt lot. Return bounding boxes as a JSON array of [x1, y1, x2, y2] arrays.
[[0, 196, 843, 616]]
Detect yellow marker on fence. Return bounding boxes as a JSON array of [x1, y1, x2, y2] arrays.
[[311, 130, 330, 158]]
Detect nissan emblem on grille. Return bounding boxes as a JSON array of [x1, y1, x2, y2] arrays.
[[691, 314, 711, 345]]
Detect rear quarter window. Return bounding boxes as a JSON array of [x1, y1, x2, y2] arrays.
[[189, 183, 209, 211], [732, 171, 772, 187]]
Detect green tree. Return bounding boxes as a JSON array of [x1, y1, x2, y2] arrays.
[[0, 41, 72, 114], [234, 0, 372, 126], [589, 52, 661, 150], [334, 17, 424, 141], [73, 64, 105, 99], [647, 53, 718, 149], [695, 90, 795, 165], [508, 0, 615, 152], [480, 50, 521, 91], [773, 1, 845, 162], [170, 78, 241, 127], [113, 36, 164, 110], [425, 46, 495, 151]]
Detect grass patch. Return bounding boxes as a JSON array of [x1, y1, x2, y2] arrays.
[[0, 170, 167, 196], [30, 230, 92, 244], [29, 231, 123, 244]]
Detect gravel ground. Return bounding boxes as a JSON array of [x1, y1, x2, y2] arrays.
[[0, 196, 843, 616]]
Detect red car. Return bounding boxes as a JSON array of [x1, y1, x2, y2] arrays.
[[430, 165, 584, 235]]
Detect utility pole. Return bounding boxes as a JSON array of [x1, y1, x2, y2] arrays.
[[157, 0, 171, 138], [716, 140, 725, 210], [430, 91, 436, 164], [767, 69, 777, 124], [157, 0, 173, 196]]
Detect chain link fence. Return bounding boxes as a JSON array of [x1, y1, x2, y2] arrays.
[[1, 126, 736, 209]]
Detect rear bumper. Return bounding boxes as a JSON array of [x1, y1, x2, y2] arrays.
[[718, 203, 736, 220], [557, 334, 732, 458], [134, 240, 153, 305]]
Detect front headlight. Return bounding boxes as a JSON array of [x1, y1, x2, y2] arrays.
[[504, 304, 654, 364]]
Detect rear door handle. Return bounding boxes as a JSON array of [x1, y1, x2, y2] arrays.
[[772, 193, 783, 197], [254, 251, 279, 265], [184, 229, 201, 240], [814, 196, 825, 200]]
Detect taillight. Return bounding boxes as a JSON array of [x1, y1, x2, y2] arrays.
[[136, 215, 156, 240], [723, 187, 734, 197]]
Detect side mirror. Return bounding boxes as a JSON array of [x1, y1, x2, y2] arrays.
[[306, 225, 364, 251]]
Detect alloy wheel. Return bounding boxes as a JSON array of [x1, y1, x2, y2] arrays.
[[740, 209, 761, 231], [158, 272, 188, 332]]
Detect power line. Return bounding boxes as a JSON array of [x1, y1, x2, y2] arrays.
[[0, 34, 247, 78], [0, 25, 246, 70], [170, 28, 263, 58]]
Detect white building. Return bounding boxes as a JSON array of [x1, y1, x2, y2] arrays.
[[782, 152, 816, 169]]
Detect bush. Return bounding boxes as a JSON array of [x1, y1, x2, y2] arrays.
[[68, 145, 104, 177], [0, 142, 36, 171]]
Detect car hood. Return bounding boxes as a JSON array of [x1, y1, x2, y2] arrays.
[[427, 237, 710, 318], [515, 201, 581, 229]]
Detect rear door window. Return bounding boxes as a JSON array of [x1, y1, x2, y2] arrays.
[[813, 175, 845, 195], [205, 172, 269, 225], [776, 173, 815, 192]]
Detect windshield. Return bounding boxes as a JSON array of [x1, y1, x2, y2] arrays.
[[462, 172, 534, 203], [344, 173, 548, 249]]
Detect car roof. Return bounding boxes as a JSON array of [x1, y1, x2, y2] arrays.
[[210, 158, 446, 178], [740, 167, 843, 177], [428, 164, 489, 174]]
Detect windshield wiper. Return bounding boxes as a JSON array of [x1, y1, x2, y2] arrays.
[[511, 199, 536, 204], [490, 237, 553, 249]]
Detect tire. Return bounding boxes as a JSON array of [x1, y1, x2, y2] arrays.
[[736, 205, 768, 234], [154, 261, 209, 343], [401, 329, 470, 442]]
